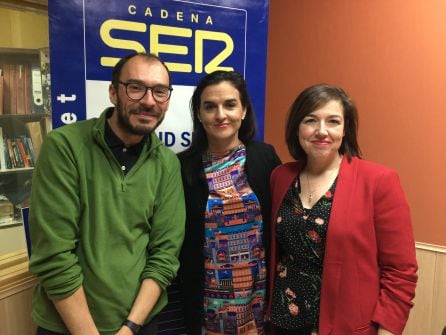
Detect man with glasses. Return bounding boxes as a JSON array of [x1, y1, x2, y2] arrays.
[[28, 53, 185, 335]]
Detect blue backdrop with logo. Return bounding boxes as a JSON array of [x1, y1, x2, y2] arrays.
[[49, 0, 269, 152]]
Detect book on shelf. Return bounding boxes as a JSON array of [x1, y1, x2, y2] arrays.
[[16, 137, 31, 167], [24, 136, 36, 165], [26, 121, 43, 158], [0, 126, 6, 169], [6, 138, 17, 168], [25, 64, 32, 115], [2, 64, 10, 115], [39, 48, 51, 115], [18, 64, 33, 115], [31, 64, 44, 114], [1, 141, 11, 170], [16, 64, 26, 115], [11, 139, 24, 168], [0, 63, 33, 115], [20, 136, 34, 166], [0, 68, 3, 115], [9, 64, 17, 114]]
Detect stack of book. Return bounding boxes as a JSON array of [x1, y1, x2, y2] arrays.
[[0, 123, 43, 170], [0, 196, 14, 226]]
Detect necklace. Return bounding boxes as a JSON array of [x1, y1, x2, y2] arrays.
[[303, 165, 340, 206], [306, 173, 313, 205]]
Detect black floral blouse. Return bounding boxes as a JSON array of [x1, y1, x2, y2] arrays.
[[271, 174, 337, 332]]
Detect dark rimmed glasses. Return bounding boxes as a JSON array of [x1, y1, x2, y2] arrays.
[[118, 81, 173, 103]]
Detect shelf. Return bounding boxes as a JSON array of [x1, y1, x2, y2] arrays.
[[0, 113, 50, 122], [0, 219, 22, 229], [0, 48, 39, 56], [0, 167, 33, 174], [0, 47, 50, 259]]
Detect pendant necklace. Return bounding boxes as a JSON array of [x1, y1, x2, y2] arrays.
[[304, 165, 340, 206], [306, 173, 313, 205]]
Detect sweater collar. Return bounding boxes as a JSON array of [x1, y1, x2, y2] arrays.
[[92, 107, 163, 154]]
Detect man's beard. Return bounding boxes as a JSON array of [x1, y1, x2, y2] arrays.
[[116, 99, 164, 135]]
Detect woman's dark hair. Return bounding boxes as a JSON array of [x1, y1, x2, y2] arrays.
[[187, 70, 257, 155], [285, 83, 362, 161], [111, 52, 172, 89]]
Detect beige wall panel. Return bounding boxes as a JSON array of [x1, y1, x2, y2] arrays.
[[0, 8, 48, 48], [0, 285, 36, 335], [404, 249, 435, 335], [0, 226, 27, 256], [0, 8, 14, 45], [431, 252, 446, 334]]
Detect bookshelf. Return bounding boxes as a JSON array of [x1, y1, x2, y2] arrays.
[[0, 47, 51, 229]]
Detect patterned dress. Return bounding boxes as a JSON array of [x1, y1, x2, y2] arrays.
[[271, 174, 337, 333], [202, 145, 266, 335]]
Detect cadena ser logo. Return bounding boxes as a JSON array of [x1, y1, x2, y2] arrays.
[[86, 1, 247, 84], [49, 0, 268, 148]]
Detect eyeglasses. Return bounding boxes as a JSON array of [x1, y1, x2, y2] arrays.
[[118, 81, 173, 103]]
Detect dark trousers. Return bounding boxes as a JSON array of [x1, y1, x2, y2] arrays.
[[276, 326, 312, 335], [36, 317, 158, 335]]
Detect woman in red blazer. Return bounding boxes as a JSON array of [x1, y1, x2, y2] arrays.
[[267, 84, 417, 335]]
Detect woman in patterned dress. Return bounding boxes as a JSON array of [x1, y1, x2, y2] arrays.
[[267, 84, 417, 335], [177, 71, 281, 335]]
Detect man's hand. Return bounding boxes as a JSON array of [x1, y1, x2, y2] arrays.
[[115, 326, 134, 335], [53, 286, 100, 335]]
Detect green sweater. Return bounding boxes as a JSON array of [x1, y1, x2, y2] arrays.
[[29, 109, 185, 334]]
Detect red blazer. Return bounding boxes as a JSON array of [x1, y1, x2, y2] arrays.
[[267, 156, 418, 335]]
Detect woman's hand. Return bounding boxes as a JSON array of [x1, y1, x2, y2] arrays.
[[378, 327, 395, 335]]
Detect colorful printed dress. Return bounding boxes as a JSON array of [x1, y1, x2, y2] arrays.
[[271, 174, 337, 333], [202, 145, 266, 335]]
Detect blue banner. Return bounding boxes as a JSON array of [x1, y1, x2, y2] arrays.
[[49, 0, 269, 151]]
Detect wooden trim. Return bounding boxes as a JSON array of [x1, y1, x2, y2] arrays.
[[415, 242, 446, 254], [0, 0, 47, 14], [0, 47, 40, 55], [0, 249, 36, 300]]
